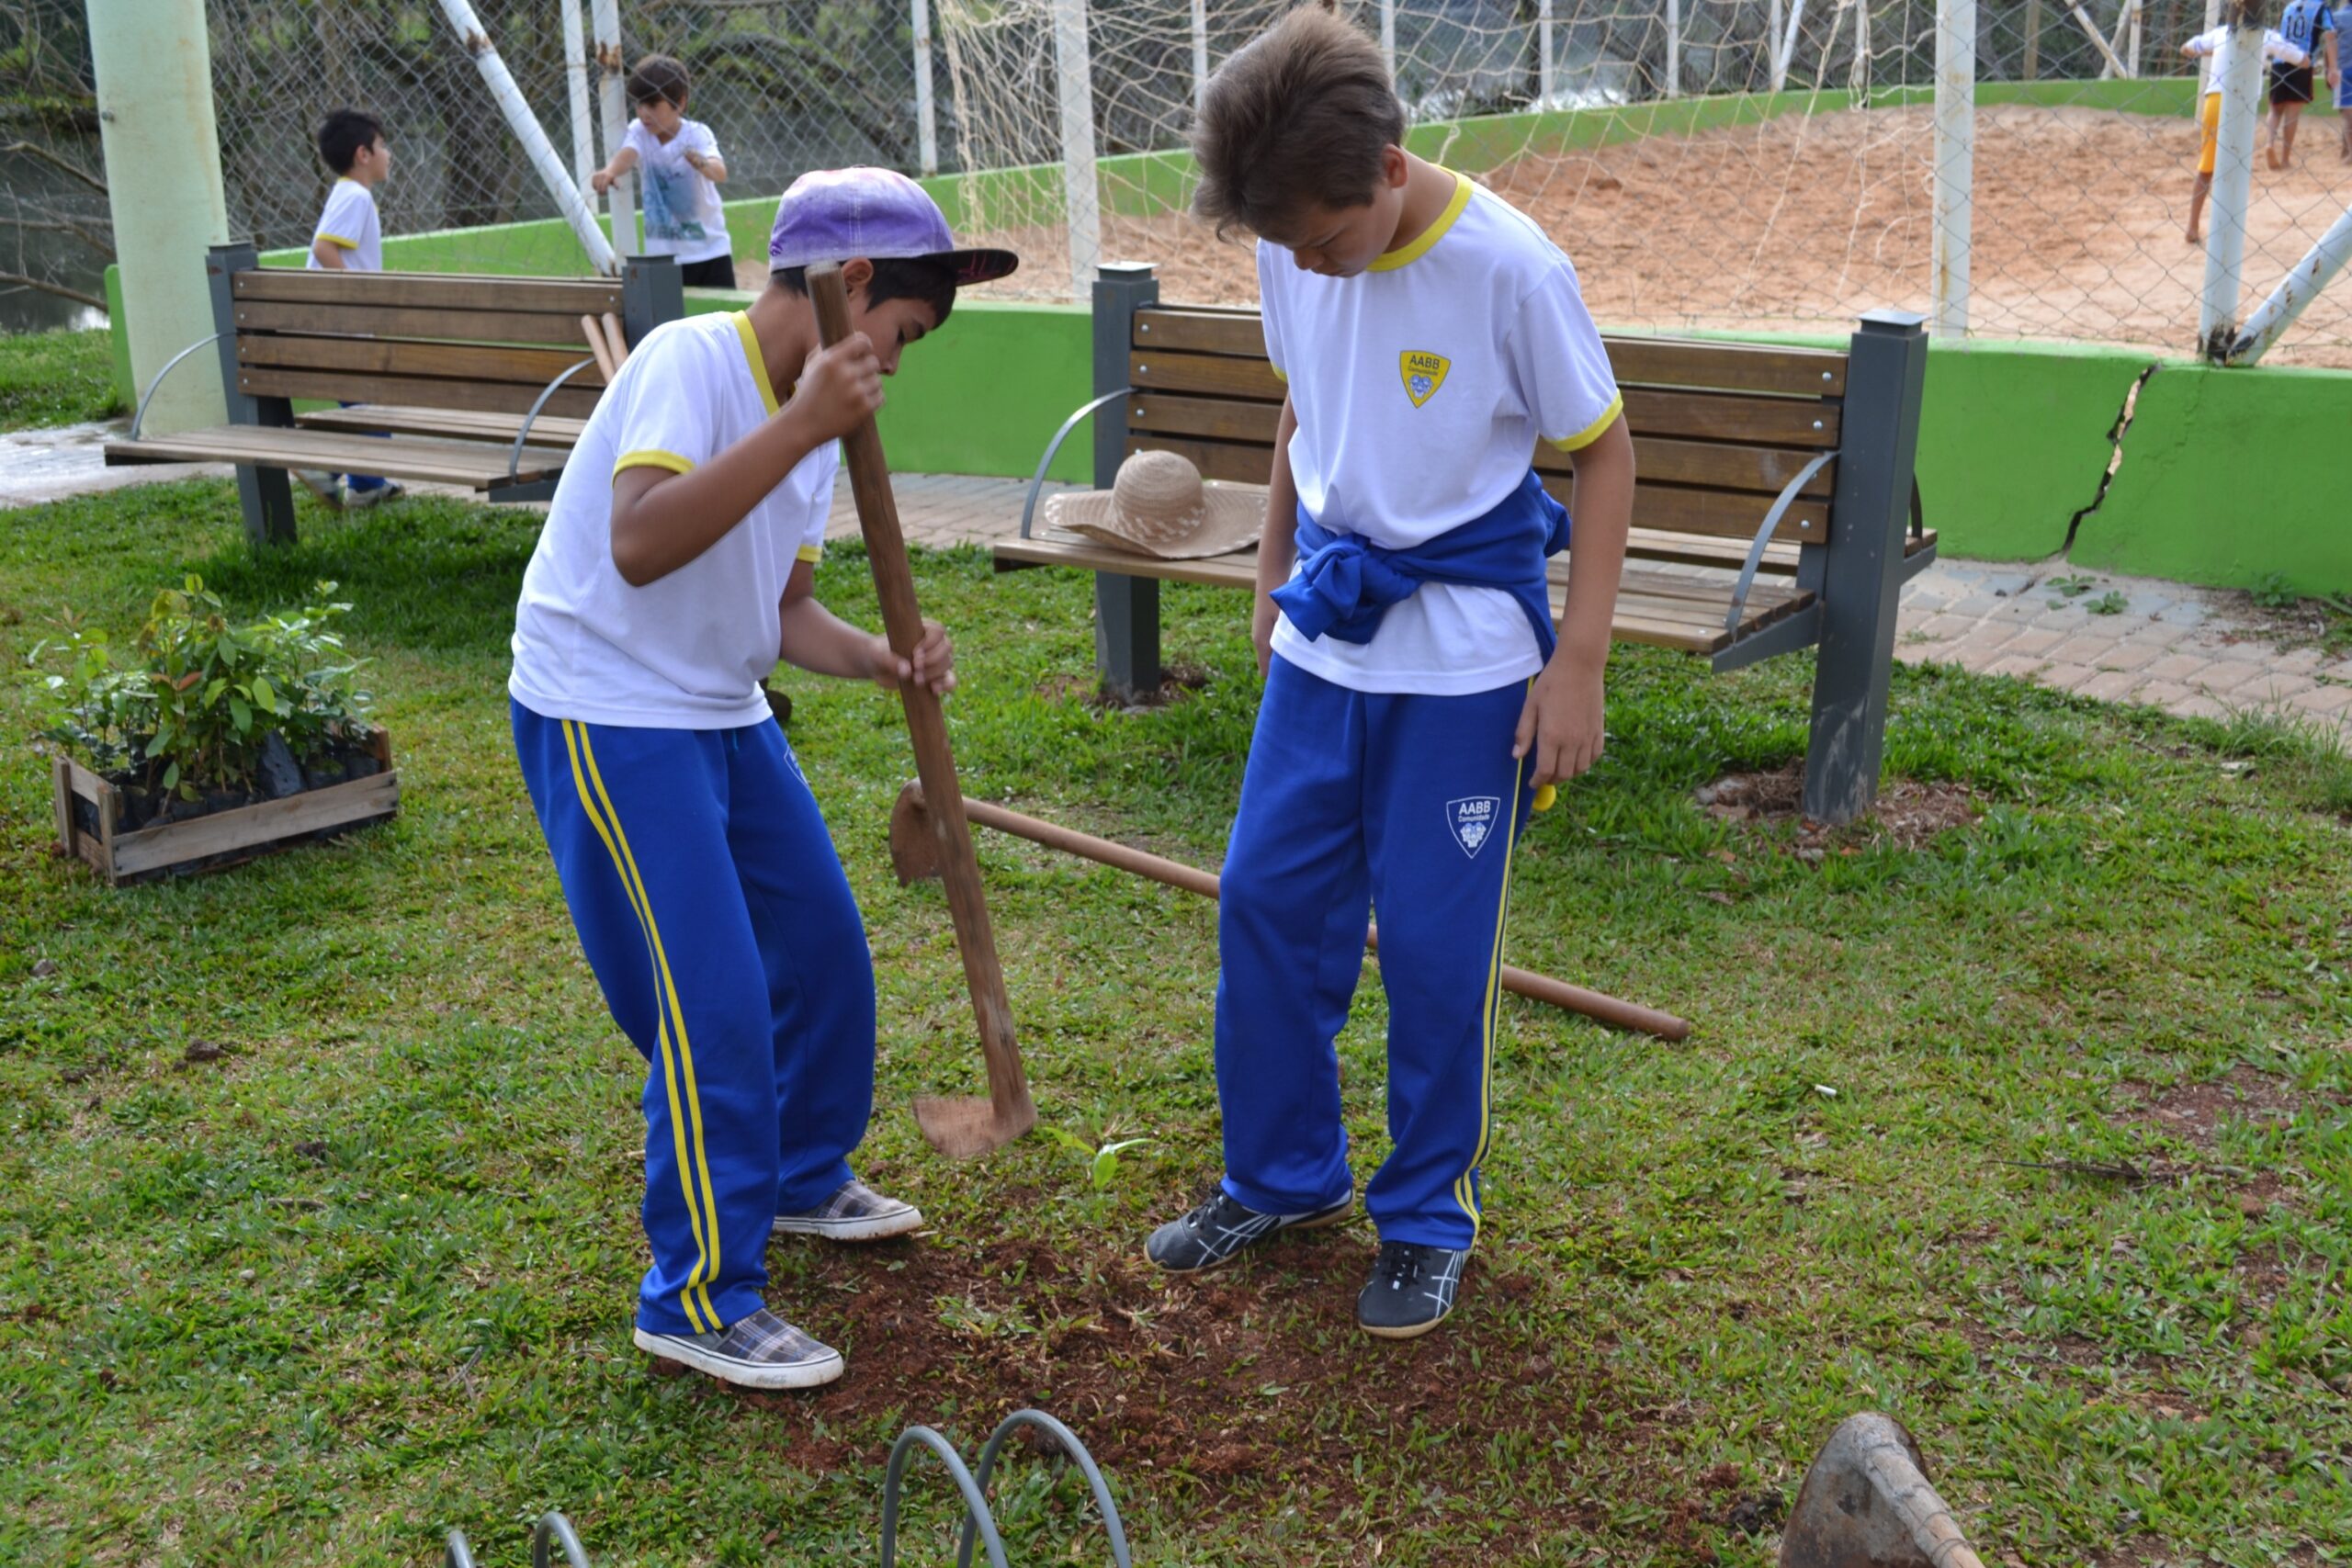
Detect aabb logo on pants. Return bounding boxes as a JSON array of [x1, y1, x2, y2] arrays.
[[1446, 795, 1502, 859]]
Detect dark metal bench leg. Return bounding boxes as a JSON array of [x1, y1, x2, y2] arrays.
[[1804, 310, 1928, 826], [1091, 262, 1161, 701], [208, 242, 298, 549]]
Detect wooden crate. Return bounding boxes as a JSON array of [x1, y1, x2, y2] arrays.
[[51, 729, 400, 887]]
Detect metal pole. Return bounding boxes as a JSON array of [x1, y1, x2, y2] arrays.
[[561, 0, 595, 196], [2230, 197, 2352, 364], [2198, 0, 2222, 102], [2126, 0, 2143, 76], [1769, 0, 1785, 88], [913, 0, 939, 176], [1191, 0, 1210, 115], [2068, 2, 2131, 78], [90, 0, 232, 434], [1381, 0, 1397, 76], [2200, 2, 2268, 354], [1050, 0, 1102, 301], [592, 0, 635, 263], [1930, 0, 1974, 336], [1540, 0, 1556, 103], [1854, 0, 1871, 94], [437, 0, 616, 274], [1667, 0, 1681, 96], [1773, 0, 1810, 91]]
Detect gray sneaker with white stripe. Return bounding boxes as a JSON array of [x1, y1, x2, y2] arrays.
[[633, 1306, 844, 1390], [1145, 1189, 1351, 1274], [1356, 1240, 1470, 1339], [773, 1178, 923, 1242]]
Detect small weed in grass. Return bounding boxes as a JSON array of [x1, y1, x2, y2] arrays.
[[2085, 589, 2130, 615], [0, 327, 122, 431]]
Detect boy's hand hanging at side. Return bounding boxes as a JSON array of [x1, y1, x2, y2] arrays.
[[866, 618, 956, 696], [1513, 655, 1605, 789], [789, 334, 885, 445]]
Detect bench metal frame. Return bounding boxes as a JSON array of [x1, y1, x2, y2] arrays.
[[1045, 261, 1932, 824], [196, 243, 683, 549]]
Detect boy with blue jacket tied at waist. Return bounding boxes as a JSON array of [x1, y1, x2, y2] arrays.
[[1143, 4, 1634, 1339]]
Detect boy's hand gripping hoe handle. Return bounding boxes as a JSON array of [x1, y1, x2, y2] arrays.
[[806, 262, 1035, 1157]]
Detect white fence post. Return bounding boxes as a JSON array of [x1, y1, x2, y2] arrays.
[[1380, 0, 1397, 76], [2126, 0, 2143, 77], [1050, 0, 1101, 301], [1192, 0, 1210, 115], [1772, 0, 1810, 92], [561, 0, 595, 197], [1666, 0, 1681, 96], [1854, 0, 1871, 94], [1539, 0, 1555, 104], [437, 0, 616, 274], [2199, 6, 2266, 353], [2230, 197, 2352, 364], [1930, 0, 1974, 336], [592, 0, 634, 261], [1769, 0, 1785, 88], [912, 0, 938, 175], [2197, 0, 2222, 102]]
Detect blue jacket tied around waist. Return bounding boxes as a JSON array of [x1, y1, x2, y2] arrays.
[[1269, 468, 1572, 662]]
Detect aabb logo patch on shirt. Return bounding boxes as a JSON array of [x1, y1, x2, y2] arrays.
[[1446, 795, 1502, 858], [1400, 350, 1451, 409]]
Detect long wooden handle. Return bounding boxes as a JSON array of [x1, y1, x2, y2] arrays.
[[600, 311, 630, 369], [938, 792, 1693, 1043], [580, 315, 616, 381], [807, 264, 1030, 1113]]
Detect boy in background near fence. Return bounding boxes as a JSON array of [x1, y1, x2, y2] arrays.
[[1142, 6, 1634, 1341], [590, 54, 736, 288], [2182, 22, 2309, 243], [508, 169, 1017, 1391], [300, 108, 401, 509], [2267, 0, 2339, 168]]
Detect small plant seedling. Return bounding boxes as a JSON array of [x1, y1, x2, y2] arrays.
[[1046, 1126, 1155, 1191], [2086, 591, 2130, 615], [2251, 572, 2301, 611], [2047, 573, 2099, 600]]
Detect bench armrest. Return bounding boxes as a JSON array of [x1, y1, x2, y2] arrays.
[[1725, 449, 1838, 639], [506, 358, 599, 482], [129, 332, 226, 440], [1022, 388, 1132, 539]]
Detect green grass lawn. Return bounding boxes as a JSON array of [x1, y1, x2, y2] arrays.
[[0, 481, 2347, 1567], [0, 327, 122, 431]]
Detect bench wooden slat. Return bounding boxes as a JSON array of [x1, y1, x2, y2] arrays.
[[238, 366, 604, 421], [105, 426, 570, 488], [297, 404, 589, 447], [234, 299, 606, 347], [1133, 308, 1269, 357], [239, 333, 605, 389], [1607, 337, 1848, 398], [1623, 386, 1838, 447], [1132, 349, 1287, 401], [233, 268, 626, 315]]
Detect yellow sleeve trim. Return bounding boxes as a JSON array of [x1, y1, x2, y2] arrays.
[[796, 543, 822, 564], [1269, 363, 1287, 382], [315, 233, 358, 248], [614, 449, 695, 478], [1543, 393, 1626, 455], [1367, 170, 1474, 273]]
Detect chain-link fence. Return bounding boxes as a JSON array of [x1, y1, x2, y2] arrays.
[[0, 1, 112, 333], [5, 0, 2350, 365]]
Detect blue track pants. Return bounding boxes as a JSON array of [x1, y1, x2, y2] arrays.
[[512, 700, 876, 1335], [1214, 658, 1533, 1251]]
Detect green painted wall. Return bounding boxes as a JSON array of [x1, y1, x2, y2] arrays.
[[2074, 358, 2352, 592]]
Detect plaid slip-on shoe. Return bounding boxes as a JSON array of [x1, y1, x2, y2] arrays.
[[633, 1306, 844, 1390], [1145, 1189, 1352, 1275], [1356, 1241, 1470, 1340], [772, 1178, 923, 1242]]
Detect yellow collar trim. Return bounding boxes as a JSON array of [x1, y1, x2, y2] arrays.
[[730, 311, 781, 417], [1368, 171, 1472, 273]]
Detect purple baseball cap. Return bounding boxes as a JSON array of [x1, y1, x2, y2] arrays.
[[768, 167, 1019, 287]]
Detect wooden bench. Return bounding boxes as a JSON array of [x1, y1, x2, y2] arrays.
[[105, 243, 684, 547], [997, 262, 1936, 824]]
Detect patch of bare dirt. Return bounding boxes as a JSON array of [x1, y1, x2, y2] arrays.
[[1036, 660, 1214, 713], [1696, 760, 1982, 853], [2110, 1063, 2319, 1153]]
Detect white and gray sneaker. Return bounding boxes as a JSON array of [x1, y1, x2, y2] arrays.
[[1145, 1189, 1352, 1274], [772, 1178, 923, 1242], [291, 469, 344, 510], [1356, 1240, 1470, 1339], [633, 1306, 844, 1389]]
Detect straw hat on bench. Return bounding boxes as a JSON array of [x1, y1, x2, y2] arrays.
[[1042, 449, 1265, 560]]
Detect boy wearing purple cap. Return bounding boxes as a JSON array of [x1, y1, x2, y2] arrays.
[[508, 169, 1016, 1391]]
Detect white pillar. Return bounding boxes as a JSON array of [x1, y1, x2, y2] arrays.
[[2230, 195, 2352, 364], [1049, 0, 1101, 300], [1769, 0, 1784, 88], [913, 0, 939, 175], [2126, 0, 2143, 77], [437, 0, 616, 274], [561, 0, 595, 196], [1539, 0, 1555, 104], [1930, 0, 1974, 336], [90, 0, 230, 434], [2199, 8, 2266, 352], [1381, 0, 1397, 76], [593, 0, 636, 260], [2197, 0, 2222, 102], [1192, 0, 1210, 115], [1772, 0, 1811, 92], [1666, 0, 1681, 96]]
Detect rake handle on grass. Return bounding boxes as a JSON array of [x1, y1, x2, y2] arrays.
[[808, 262, 1035, 1148]]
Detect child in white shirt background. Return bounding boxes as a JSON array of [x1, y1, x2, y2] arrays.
[[591, 54, 737, 288]]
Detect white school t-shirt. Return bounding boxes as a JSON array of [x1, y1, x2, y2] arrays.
[[1260, 173, 1623, 695], [307, 178, 382, 272], [2186, 24, 2310, 87], [627, 118, 733, 265], [508, 311, 835, 729]]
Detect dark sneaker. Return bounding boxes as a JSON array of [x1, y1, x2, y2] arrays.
[[1356, 1241, 1470, 1340], [1145, 1189, 1351, 1274], [773, 1179, 922, 1242], [633, 1306, 843, 1389]]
